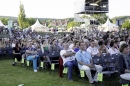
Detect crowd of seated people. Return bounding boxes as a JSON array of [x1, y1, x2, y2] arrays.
[[0, 29, 130, 86]]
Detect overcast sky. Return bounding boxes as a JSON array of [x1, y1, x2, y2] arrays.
[[0, 0, 130, 19]]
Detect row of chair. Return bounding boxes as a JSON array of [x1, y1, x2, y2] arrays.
[[13, 51, 130, 86], [92, 53, 130, 86]]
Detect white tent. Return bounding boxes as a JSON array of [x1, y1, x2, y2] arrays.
[[80, 24, 85, 28], [100, 18, 119, 32], [31, 19, 45, 31], [0, 20, 5, 27]]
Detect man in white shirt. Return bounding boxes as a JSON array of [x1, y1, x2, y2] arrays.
[[60, 43, 78, 80]]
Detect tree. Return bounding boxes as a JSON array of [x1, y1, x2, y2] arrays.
[[67, 21, 80, 29], [26, 18, 35, 26], [81, 14, 107, 24], [111, 16, 130, 25], [0, 18, 9, 25], [18, 2, 26, 29], [48, 23, 53, 28], [122, 20, 130, 29], [22, 19, 30, 28], [109, 19, 113, 23], [81, 14, 91, 19], [20, 18, 36, 28], [91, 14, 107, 24]]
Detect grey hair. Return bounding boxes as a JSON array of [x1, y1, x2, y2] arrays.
[[63, 42, 69, 47]]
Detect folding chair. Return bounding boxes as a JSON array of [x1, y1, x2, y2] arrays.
[[39, 50, 51, 70], [100, 53, 110, 61], [105, 55, 119, 85], [8, 47, 13, 58], [48, 51, 60, 75], [92, 55, 100, 59], [120, 77, 130, 86], [100, 53, 110, 69], [107, 55, 116, 69], [12, 55, 24, 67], [49, 51, 60, 63], [92, 57, 115, 86], [0, 49, 2, 59], [92, 57, 104, 66], [14, 57, 24, 66], [1, 47, 7, 58], [111, 53, 119, 60], [25, 55, 40, 71], [25, 53, 33, 68], [59, 57, 79, 78], [3, 47, 13, 58]]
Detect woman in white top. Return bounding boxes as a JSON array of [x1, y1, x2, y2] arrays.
[[108, 40, 119, 55]]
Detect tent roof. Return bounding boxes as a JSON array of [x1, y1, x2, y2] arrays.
[[31, 19, 44, 30], [100, 18, 119, 32], [102, 18, 118, 28], [0, 20, 5, 27]]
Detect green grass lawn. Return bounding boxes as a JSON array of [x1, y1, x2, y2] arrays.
[[0, 58, 121, 86], [0, 59, 88, 86]]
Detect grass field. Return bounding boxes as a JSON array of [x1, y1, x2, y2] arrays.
[[0, 58, 89, 86], [0, 58, 121, 86]]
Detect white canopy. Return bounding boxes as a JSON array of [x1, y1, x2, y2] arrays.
[[0, 20, 5, 27], [31, 19, 44, 31], [80, 24, 85, 28], [99, 18, 119, 32], [74, 0, 85, 13]]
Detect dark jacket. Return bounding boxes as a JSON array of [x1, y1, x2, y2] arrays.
[[117, 54, 126, 74]]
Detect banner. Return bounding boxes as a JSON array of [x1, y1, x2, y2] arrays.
[[8, 20, 13, 38], [8, 20, 13, 29]]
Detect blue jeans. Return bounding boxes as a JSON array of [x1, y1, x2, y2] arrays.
[[64, 60, 78, 80], [27, 55, 39, 70]]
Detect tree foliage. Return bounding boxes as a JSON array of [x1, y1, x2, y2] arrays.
[[0, 18, 9, 25], [81, 14, 107, 24], [48, 23, 53, 28], [18, 2, 26, 29], [91, 14, 107, 24], [67, 21, 80, 29], [27, 18, 35, 25], [112, 16, 130, 21], [18, 2, 36, 29], [111, 16, 130, 24], [22, 18, 36, 28], [122, 20, 130, 29]]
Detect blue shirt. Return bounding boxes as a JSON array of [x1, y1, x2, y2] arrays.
[[75, 50, 92, 68]]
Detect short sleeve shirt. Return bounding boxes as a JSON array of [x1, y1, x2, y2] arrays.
[[75, 50, 92, 68]]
